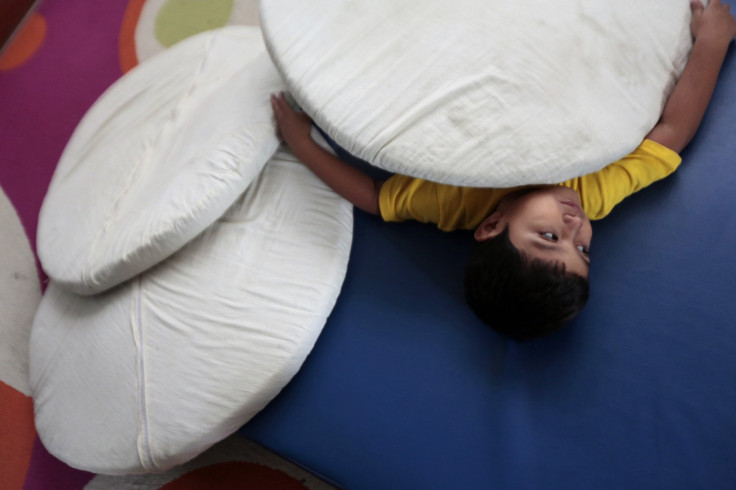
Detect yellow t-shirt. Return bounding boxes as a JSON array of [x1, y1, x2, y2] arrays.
[[378, 139, 681, 231]]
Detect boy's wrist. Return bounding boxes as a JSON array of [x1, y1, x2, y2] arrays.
[[693, 32, 733, 52], [689, 34, 731, 71], [287, 134, 319, 161]]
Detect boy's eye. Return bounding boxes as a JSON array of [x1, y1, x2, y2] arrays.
[[577, 245, 590, 255], [541, 232, 558, 241]]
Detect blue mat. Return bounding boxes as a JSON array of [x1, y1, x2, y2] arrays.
[[241, 48, 736, 489]]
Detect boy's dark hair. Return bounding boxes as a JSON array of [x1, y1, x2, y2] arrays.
[[464, 226, 589, 341]]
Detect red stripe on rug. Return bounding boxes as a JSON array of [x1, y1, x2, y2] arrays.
[[119, 0, 145, 73], [0, 381, 35, 490]]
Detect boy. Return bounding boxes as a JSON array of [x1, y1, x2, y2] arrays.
[[271, 0, 736, 340]]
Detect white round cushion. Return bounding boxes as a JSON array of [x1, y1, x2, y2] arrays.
[[29, 149, 353, 474], [37, 26, 283, 295], [0, 189, 41, 396], [260, 0, 693, 187]]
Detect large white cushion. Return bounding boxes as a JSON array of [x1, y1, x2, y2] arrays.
[[37, 26, 283, 295], [0, 189, 41, 396], [29, 151, 353, 474], [260, 0, 693, 187]]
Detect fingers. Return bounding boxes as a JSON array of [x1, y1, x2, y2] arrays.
[[270, 91, 285, 116], [704, 0, 732, 16], [270, 91, 301, 119], [270, 92, 287, 140], [270, 91, 313, 145], [690, 0, 736, 41]]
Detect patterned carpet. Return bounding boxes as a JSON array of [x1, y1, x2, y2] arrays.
[[0, 1, 336, 488]]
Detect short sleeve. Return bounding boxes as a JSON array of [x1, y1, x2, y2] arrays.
[[563, 139, 682, 220], [379, 175, 512, 231], [379, 175, 443, 225]]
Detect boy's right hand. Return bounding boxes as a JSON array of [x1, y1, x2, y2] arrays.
[[270, 91, 314, 155], [691, 0, 736, 46]]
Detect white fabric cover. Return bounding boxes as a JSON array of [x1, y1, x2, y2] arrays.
[[0, 189, 41, 396], [29, 151, 353, 474], [260, 0, 693, 187], [37, 26, 283, 295]]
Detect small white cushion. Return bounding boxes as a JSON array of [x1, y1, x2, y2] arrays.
[[37, 26, 283, 295], [29, 149, 353, 474], [260, 0, 693, 187]]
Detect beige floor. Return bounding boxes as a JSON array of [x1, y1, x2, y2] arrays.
[[85, 436, 338, 489]]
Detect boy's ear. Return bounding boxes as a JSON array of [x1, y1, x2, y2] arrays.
[[474, 211, 504, 242]]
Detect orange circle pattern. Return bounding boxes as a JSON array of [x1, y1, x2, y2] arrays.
[[0, 12, 46, 71]]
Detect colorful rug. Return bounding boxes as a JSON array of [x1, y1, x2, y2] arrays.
[[0, 1, 336, 488]]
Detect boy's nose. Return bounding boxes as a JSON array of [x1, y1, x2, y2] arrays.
[[563, 213, 583, 230]]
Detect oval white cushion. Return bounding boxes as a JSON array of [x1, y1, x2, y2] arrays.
[[260, 0, 693, 187], [29, 151, 353, 474], [38, 26, 283, 295]]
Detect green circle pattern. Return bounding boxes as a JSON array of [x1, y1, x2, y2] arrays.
[[154, 0, 234, 48]]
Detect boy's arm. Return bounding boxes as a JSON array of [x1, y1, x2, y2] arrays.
[[646, 0, 736, 153], [270, 92, 382, 215]]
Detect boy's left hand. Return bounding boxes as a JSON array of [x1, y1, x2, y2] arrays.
[[690, 0, 736, 46], [270, 91, 313, 154]]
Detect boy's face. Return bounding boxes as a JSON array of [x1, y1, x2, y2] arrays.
[[474, 186, 592, 278]]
